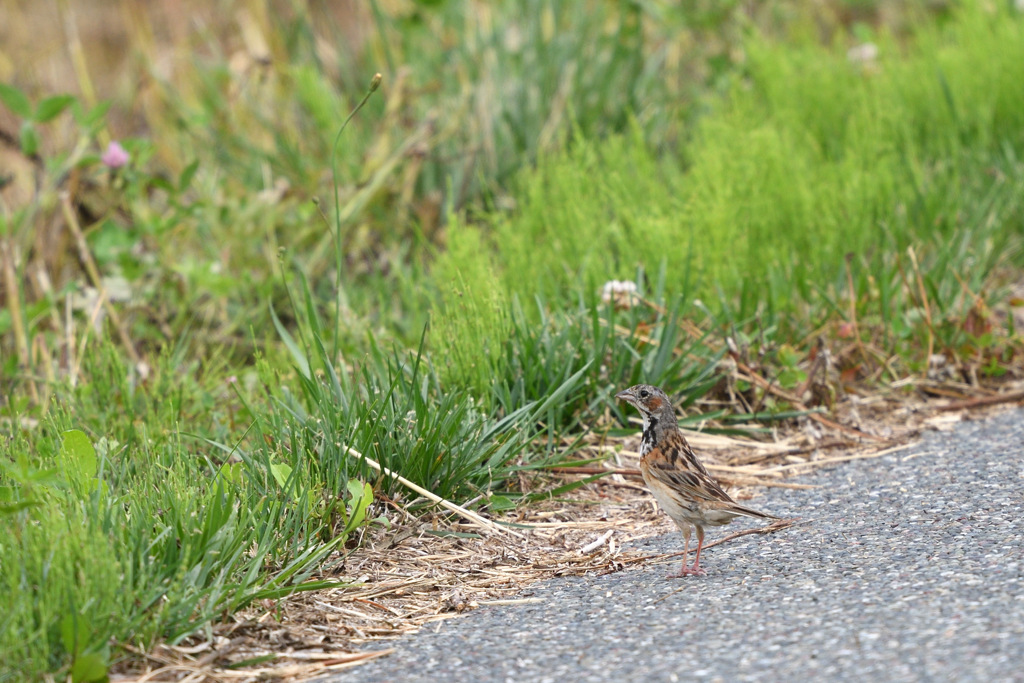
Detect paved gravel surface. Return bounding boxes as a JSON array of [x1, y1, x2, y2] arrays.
[[336, 410, 1024, 683]]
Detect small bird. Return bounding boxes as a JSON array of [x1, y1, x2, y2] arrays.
[[616, 384, 778, 577]]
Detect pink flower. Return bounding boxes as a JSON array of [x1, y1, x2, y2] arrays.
[[101, 141, 130, 169]]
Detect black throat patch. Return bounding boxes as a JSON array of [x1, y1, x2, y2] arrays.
[[640, 414, 658, 456]]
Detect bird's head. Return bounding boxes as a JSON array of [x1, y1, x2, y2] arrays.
[[615, 384, 675, 426]]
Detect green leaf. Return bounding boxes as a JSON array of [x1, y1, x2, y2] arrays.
[[269, 462, 293, 489], [777, 368, 807, 390], [0, 83, 32, 118], [74, 154, 101, 169], [19, 121, 39, 156], [343, 479, 372, 533], [216, 462, 243, 486], [59, 430, 98, 489], [226, 654, 277, 669], [0, 456, 62, 488], [178, 159, 200, 191], [70, 653, 108, 683], [244, 579, 349, 602], [35, 94, 76, 122], [486, 495, 516, 511], [87, 219, 136, 264], [148, 176, 175, 193], [777, 344, 801, 367], [60, 612, 90, 658], [0, 499, 41, 516], [723, 408, 818, 423], [524, 473, 609, 501], [270, 304, 311, 379], [80, 101, 112, 130]]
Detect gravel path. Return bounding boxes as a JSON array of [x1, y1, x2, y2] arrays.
[[336, 409, 1024, 683]]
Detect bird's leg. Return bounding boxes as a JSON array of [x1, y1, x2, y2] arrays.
[[687, 526, 707, 576], [666, 525, 692, 578]]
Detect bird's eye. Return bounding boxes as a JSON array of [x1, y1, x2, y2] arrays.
[[639, 388, 650, 399]]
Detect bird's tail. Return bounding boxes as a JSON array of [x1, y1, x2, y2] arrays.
[[729, 502, 778, 520]]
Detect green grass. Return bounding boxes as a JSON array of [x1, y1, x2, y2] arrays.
[[3, 1, 1024, 680], [1, 347, 348, 679], [433, 3, 1024, 374]]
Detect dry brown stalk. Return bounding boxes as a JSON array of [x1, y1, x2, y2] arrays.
[[906, 246, 936, 369], [60, 192, 144, 370], [343, 446, 526, 538], [656, 516, 807, 561], [937, 389, 1024, 412]]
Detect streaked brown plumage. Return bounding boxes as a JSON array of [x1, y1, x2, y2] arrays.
[[616, 383, 777, 577]]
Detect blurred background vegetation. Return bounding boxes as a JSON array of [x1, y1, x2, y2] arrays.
[[1, 0, 983, 371], [3, 1, 1024, 680]]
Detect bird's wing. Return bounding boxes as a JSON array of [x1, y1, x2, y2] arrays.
[[643, 438, 777, 519]]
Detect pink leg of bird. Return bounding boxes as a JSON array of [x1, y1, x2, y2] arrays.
[[665, 525, 692, 578], [667, 525, 708, 578], [686, 526, 707, 576]]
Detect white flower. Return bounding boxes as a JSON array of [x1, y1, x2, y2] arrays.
[[847, 43, 878, 65], [600, 280, 638, 309]]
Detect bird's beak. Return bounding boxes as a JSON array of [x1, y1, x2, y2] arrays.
[[615, 389, 633, 402]]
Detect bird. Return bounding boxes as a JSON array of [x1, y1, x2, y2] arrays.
[[615, 383, 778, 577]]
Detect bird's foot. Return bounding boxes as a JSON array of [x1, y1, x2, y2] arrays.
[[666, 565, 706, 578]]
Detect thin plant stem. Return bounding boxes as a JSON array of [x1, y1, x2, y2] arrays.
[[331, 73, 382, 357]]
